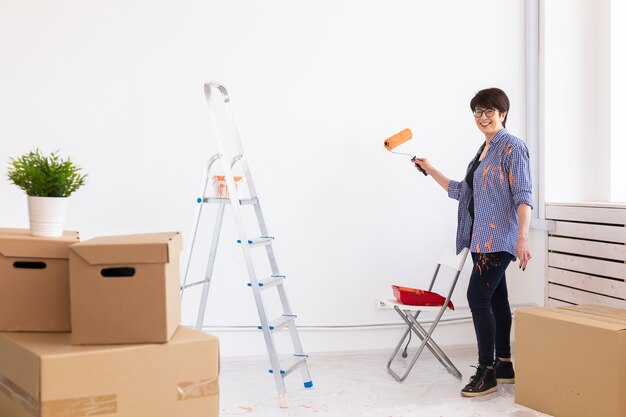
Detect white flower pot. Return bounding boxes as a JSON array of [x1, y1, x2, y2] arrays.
[[27, 196, 69, 237]]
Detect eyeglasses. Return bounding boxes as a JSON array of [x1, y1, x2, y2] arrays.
[[473, 108, 496, 118]]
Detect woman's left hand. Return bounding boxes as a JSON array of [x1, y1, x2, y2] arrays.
[[516, 236, 531, 271]]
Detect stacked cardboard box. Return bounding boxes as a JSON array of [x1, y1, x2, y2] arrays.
[[69, 232, 183, 345], [0, 229, 219, 417], [0, 328, 219, 417], [0, 228, 78, 332], [515, 305, 626, 417]]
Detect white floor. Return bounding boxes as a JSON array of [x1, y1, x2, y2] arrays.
[[220, 346, 552, 417]]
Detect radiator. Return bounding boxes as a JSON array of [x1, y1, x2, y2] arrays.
[[545, 203, 626, 307]]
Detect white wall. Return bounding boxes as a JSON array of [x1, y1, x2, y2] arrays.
[[543, 0, 611, 202], [0, 0, 540, 357]]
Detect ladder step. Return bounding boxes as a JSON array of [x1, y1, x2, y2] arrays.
[[258, 315, 296, 332], [199, 197, 259, 205], [247, 275, 285, 290], [180, 279, 210, 291], [268, 355, 309, 378], [237, 236, 274, 247]]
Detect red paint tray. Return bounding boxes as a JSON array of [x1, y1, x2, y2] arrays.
[[392, 285, 454, 310]]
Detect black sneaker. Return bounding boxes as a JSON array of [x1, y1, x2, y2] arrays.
[[461, 365, 497, 397], [494, 358, 515, 384]]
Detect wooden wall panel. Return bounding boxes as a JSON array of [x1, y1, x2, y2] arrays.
[[548, 236, 625, 261], [546, 297, 575, 307], [548, 283, 625, 308], [550, 221, 625, 243], [546, 203, 626, 308], [548, 252, 626, 280], [546, 204, 626, 225], [548, 267, 626, 299]]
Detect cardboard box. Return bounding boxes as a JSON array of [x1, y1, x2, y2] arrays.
[[515, 305, 626, 417], [0, 228, 79, 331], [0, 326, 219, 417], [69, 232, 183, 345]]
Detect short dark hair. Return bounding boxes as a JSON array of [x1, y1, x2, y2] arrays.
[[470, 88, 510, 127]]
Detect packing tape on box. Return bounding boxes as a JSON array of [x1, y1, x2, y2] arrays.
[[42, 395, 117, 417], [1, 373, 218, 416], [176, 377, 219, 401], [1, 373, 116, 417], [0, 375, 40, 416]]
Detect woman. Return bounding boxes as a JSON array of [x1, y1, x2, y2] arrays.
[[413, 88, 533, 397]]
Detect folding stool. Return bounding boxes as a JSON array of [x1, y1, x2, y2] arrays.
[[382, 246, 469, 382]]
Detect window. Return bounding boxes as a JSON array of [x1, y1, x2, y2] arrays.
[[611, 0, 626, 202]]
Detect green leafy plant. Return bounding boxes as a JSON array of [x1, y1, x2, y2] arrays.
[[7, 149, 87, 197]]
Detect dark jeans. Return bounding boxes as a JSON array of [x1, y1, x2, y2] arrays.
[[467, 251, 514, 366]]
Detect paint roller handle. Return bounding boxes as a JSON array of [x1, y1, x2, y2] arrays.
[[411, 156, 428, 176]]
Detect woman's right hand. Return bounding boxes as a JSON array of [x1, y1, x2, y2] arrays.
[[412, 157, 432, 175], [412, 157, 451, 191]]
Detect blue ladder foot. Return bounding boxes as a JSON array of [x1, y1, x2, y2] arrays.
[[268, 369, 286, 375]]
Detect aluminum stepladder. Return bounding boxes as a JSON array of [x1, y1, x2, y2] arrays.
[[180, 81, 313, 408]]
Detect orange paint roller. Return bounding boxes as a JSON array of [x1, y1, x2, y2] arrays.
[[384, 128, 427, 175]]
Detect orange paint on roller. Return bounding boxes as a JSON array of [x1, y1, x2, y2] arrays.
[[383, 128, 427, 176], [384, 128, 412, 150]]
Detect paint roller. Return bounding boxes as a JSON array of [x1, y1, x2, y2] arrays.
[[384, 128, 427, 175]]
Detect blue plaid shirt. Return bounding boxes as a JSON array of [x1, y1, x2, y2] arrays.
[[448, 129, 533, 258]]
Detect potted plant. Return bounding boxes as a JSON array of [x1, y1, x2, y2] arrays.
[[7, 149, 87, 237]]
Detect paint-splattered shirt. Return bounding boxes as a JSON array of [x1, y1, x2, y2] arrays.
[[447, 128, 533, 258]]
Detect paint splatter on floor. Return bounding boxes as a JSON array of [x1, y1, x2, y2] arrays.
[[219, 349, 553, 417]]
